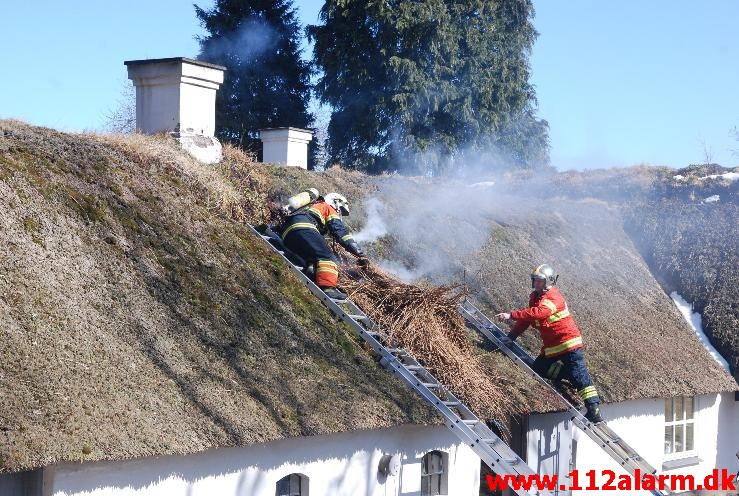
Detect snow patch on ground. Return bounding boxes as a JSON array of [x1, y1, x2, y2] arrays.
[[467, 181, 496, 188], [702, 171, 739, 181], [670, 292, 730, 372], [704, 194, 720, 203]]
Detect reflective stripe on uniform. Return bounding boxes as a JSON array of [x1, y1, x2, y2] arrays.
[[341, 234, 353, 241], [308, 207, 326, 223], [327, 213, 341, 222], [578, 385, 598, 400], [543, 336, 583, 357], [547, 306, 571, 323], [282, 222, 320, 238], [316, 260, 339, 276], [547, 361, 563, 379], [541, 299, 557, 312]]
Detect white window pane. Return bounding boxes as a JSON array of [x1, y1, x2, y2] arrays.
[[675, 397, 684, 421], [664, 426, 673, 454], [685, 397, 694, 419], [675, 424, 684, 452], [686, 424, 694, 451], [665, 399, 673, 421]]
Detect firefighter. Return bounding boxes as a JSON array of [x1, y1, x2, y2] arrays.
[[280, 191, 366, 300], [495, 264, 604, 423]]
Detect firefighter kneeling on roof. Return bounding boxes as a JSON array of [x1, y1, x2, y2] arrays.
[[280, 189, 367, 301], [496, 264, 604, 424]]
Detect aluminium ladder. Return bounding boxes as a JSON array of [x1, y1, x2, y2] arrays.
[[460, 300, 671, 496], [248, 224, 551, 496]]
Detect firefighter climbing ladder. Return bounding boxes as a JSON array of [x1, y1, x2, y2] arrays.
[[460, 300, 672, 496], [248, 224, 550, 496]]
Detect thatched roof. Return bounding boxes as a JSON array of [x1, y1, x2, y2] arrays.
[[0, 120, 735, 473], [622, 165, 739, 383], [0, 121, 437, 473], [262, 169, 738, 413]]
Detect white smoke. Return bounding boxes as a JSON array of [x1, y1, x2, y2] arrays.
[[200, 17, 278, 62], [353, 174, 512, 282], [353, 198, 388, 243]]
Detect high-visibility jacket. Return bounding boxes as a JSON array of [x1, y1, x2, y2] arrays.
[[509, 287, 583, 358], [281, 200, 356, 250]]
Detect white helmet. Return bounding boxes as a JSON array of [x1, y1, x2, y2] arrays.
[[323, 192, 350, 216], [531, 264, 558, 289]]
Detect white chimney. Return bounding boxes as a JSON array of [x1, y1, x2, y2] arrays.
[[259, 127, 314, 169], [125, 57, 226, 164]]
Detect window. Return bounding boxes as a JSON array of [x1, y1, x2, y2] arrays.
[[664, 397, 695, 456], [276, 473, 308, 496], [421, 450, 448, 496], [0, 469, 42, 495]]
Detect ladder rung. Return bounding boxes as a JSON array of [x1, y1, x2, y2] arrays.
[[347, 314, 367, 321], [277, 250, 285, 255], [462, 420, 479, 425], [482, 438, 499, 445], [503, 458, 519, 465], [406, 365, 423, 371], [260, 235, 271, 240], [421, 382, 440, 389], [387, 348, 405, 355], [443, 401, 460, 406], [292, 264, 303, 270]]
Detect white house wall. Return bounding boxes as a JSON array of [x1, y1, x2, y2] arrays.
[[526, 393, 739, 496], [43, 424, 480, 496]]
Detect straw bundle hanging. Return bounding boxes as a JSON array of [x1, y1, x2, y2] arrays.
[[340, 261, 519, 422]]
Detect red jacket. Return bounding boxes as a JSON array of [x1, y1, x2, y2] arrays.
[[509, 287, 583, 358]]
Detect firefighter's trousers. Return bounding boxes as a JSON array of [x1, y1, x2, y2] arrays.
[[283, 228, 339, 288], [532, 348, 600, 406]]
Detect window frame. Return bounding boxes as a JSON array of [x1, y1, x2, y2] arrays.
[[275, 473, 308, 496], [421, 450, 448, 496], [663, 396, 697, 461]]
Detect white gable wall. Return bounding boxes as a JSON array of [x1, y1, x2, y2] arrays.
[[41, 424, 479, 496], [527, 392, 739, 496]]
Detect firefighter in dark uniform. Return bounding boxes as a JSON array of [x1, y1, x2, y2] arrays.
[[280, 192, 366, 300], [496, 264, 604, 423]]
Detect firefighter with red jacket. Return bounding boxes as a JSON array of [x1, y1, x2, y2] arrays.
[[280, 191, 366, 300], [496, 264, 603, 423]]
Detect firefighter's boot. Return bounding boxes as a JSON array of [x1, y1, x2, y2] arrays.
[[585, 402, 604, 423], [322, 287, 347, 300]]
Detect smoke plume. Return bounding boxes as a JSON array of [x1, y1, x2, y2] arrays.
[[200, 17, 278, 63]]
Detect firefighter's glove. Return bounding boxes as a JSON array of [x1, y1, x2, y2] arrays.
[[347, 240, 364, 257], [495, 312, 512, 323]]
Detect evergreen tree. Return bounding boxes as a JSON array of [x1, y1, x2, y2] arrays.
[[196, 0, 313, 160], [308, 0, 549, 174]]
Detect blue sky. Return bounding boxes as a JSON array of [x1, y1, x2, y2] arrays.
[[0, 0, 736, 169]]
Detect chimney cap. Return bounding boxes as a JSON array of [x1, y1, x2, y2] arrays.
[[124, 57, 226, 72], [259, 127, 314, 134]]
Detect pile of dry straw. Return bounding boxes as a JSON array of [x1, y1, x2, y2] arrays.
[[340, 258, 519, 422]]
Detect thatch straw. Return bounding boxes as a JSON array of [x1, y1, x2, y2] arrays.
[[339, 259, 520, 422]]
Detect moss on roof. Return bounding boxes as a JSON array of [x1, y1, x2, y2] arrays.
[[0, 121, 437, 473]]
